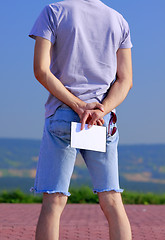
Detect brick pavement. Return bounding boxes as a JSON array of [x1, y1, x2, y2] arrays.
[[0, 204, 165, 240]]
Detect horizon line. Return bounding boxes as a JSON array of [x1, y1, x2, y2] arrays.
[[0, 137, 165, 146]]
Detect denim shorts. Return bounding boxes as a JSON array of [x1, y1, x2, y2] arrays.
[[31, 105, 123, 196]]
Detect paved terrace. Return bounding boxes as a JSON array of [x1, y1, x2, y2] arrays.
[[0, 204, 165, 240]]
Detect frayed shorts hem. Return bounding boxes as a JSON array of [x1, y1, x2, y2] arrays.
[[93, 188, 124, 194], [30, 187, 71, 196]]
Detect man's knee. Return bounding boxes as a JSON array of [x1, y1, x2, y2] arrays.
[[98, 191, 123, 215], [42, 193, 68, 215]]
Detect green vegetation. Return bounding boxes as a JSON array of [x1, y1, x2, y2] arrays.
[[122, 191, 165, 205], [68, 186, 99, 203], [0, 189, 42, 203], [0, 187, 165, 204]]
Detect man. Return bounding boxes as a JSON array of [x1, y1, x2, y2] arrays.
[[29, 0, 133, 239]]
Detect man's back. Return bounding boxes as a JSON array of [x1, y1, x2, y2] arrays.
[[30, 0, 132, 117], [49, 0, 131, 80]]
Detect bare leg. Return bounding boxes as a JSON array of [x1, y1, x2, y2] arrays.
[[98, 191, 132, 240], [35, 193, 67, 240]]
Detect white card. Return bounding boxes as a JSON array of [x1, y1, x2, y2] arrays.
[[71, 122, 106, 152]]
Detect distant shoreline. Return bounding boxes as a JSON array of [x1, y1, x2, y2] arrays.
[[0, 138, 165, 194]]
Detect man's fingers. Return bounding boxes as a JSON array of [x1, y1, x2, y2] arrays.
[[81, 112, 90, 130], [96, 103, 104, 112], [81, 109, 104, 129], [95, 118, 104, 126], [86, 102, 104, 112], [96, 119, 102, 126], [87, 114, 98, 128], [100, 118, 104, 125]]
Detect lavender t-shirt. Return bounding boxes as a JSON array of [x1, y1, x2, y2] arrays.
[[29, 0, 132, 118]]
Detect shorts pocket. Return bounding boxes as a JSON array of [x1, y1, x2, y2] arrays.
[[103, 112, 118, 143], [49, 119, 71, 142], [106, 128, 119, 143]]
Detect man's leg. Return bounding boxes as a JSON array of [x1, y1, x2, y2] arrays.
[[34, 107, 79, 240], [98, 191, 132, 240], [35, 193, 67, 240]]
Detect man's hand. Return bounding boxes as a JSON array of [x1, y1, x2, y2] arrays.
[[76, 102, 105, 130], [80, 108, 105, 130]]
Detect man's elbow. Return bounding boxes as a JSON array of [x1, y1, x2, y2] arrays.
[[129, 79, 133, 89], [128, 74, 133, 90], [34, 66, 43, 81], [33, 67, 50, 91], [34, 66, 48, 82]]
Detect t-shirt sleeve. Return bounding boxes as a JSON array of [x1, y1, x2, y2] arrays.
[[29, 5, 57, 44], [119, 17, 133, 49]]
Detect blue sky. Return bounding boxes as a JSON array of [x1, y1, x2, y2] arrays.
[[0, 0, 165, 144]]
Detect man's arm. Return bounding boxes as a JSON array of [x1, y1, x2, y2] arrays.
[[33, 36, 104, 121], [81, 48, 133, 128], [102, 48, 133, 114]]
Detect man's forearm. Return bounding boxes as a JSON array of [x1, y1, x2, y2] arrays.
[[102, 48, 133, 115], [102, 77, 133, 115], [35, 69, 104, 120], [35, 69, 86, 115]]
